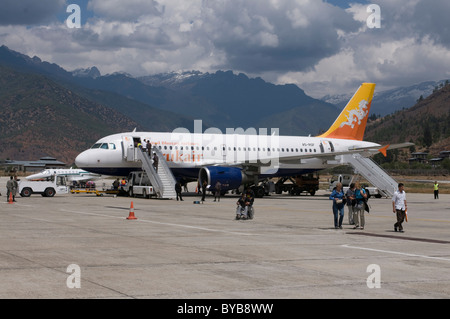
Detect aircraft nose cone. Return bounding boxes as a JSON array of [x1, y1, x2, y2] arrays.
[[75, 151, 89, 168]]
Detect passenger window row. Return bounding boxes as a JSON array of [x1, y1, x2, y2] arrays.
[[156, 145, 317, 153], [91, 142, 319, 153]]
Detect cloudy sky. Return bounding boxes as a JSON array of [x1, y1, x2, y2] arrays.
[[1, 0, 449, 97]]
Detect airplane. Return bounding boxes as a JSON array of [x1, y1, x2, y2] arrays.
[[75, 83, 409, 194], [26, 168, 101, 183]]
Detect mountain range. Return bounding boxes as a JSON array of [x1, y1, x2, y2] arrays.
[[322, 80, 449, 117], [0, 65, 140, 163], [0, 44, 448, 165], [0, 45, 340, 136], [0, 45, 340, 164]]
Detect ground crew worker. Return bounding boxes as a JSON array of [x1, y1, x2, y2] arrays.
[[175, 182, 183, 201], [201, 180, 207, 202], [6, 176, 16, 202], [434, 181, 439, 199], [214, 181, 221, 202]]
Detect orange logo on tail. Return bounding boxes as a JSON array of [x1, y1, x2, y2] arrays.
[[319, 83, 375, 141], [339, 99, 370, 129]]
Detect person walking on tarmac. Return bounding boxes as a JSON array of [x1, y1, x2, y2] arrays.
[[392, 183, 407, 232], [353, 182, 367, 230], [329, 182, 345, 229], [346, 183, 356, 225]]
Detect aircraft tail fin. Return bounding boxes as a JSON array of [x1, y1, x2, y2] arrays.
[[318, 83, 376, 141]]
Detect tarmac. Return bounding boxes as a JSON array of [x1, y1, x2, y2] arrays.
[[1, 177, 450, 299]]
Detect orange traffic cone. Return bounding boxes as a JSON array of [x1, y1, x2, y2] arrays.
[[127, 201, 137, 220], [8, 192, 13, 204]]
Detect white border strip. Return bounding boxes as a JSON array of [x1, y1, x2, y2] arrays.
[[342, 244, 450, 262]]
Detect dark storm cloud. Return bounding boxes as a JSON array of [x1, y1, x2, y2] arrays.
[[201, 0, 360, 73], [412, 0, 450, 47], [0, 0, 66, 26]]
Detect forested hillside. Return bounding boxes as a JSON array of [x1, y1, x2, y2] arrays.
[[365, 82, 450, 166], [0, 66, 139, 163]]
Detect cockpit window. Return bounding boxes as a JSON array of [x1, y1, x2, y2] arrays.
[[90, 142, 116, 150], [91, 143, 116, 150]]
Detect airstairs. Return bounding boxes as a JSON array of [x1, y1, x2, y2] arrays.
[[342, 154, 398, 198], [136, 147, 177, 199]]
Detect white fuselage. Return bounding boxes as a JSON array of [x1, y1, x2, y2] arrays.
[[75, 131, 380, 179], [26, 168, 101, 182]]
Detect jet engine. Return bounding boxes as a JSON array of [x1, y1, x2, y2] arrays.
[[198, 166, 250, 191]]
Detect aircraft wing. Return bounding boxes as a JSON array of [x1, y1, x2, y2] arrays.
[[67, 175, 100, 182], [26, 171, 52, 180], [191, 141, 414, 169], [348, 142, 414, 157], [202, 142, 413, 168], [194, 149, 367, 168], [279, 142, 414, 162], [385, 142, 415, 150]]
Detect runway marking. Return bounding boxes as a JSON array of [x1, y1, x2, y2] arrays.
[[346, 232, 450, 244], [59, 209, 254, 236], [341, 244, 450, 262]]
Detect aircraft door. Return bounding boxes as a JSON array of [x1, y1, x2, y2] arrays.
[[56, 176, 69, 193], [320, 140, 333, 153], [122, 136, 135, 161]]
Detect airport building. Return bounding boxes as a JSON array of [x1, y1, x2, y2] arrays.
[[1, 156, 66, 173]]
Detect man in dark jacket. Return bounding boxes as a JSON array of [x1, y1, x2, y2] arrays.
[[175, 182, 183, 201]]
